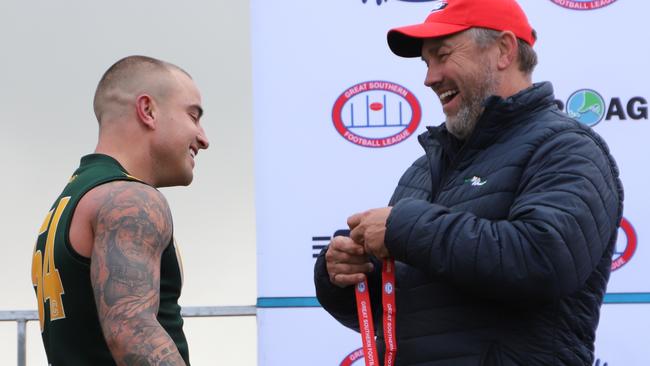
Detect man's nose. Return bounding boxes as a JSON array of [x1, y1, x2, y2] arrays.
[[197, 126, 210, 149], [424, 63, 442, 88]]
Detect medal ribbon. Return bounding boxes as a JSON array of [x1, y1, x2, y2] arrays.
[[354, 259, 397, 366]]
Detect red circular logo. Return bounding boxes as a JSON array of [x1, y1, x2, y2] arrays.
[[549, 0, 618, 10], [612, 217, 637, 271], [340, 348, 364, 366], [332, 81, 421, 148]]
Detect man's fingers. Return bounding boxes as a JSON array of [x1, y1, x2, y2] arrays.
[[330, 235, 365, 256], [326, 240, 369, 264], [345, 253, 373, 265], [331, 273, 366, 288], [349, 226, 364, 245], [326, 259, 374, 288], [326, 225, 375, 288], [330, 262, 374, 275], [326, 260, 374, 281], [328, 251, 371, 266], [348, 211, 367, 245], [347, 212, 363, 230], [363, 241, 387, 260]]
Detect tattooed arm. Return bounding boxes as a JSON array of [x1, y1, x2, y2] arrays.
[[90, 181, 186, 366]]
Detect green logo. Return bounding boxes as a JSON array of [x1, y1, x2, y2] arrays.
[[566, 89, 606, 126]]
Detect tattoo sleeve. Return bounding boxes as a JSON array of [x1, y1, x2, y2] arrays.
[[90, 181, 186, 366]]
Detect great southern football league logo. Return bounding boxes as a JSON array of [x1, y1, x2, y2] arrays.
[[362, 0, 438, 6], [612, 217, 637, 271], [332, 81, 421, 148], [549, 0, 618, 10]]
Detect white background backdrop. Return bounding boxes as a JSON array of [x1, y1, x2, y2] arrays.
[[253, 1, 649, 365], [0, 0, 646, 365]]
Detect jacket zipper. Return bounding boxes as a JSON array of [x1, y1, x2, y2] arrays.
[[429, 119, 484, 203]]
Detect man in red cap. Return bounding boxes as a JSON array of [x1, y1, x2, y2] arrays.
[[315, 0, 623, 364]]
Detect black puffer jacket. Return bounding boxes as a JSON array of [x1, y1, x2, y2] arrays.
[[315, 82, 623, 365]]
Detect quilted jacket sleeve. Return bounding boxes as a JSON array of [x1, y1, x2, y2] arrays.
[[314, 247, 383, 331], [384, 129, 623, 303]]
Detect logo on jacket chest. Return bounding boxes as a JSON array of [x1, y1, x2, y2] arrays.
[[464, 176, 487, 186]]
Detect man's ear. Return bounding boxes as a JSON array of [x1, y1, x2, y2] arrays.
[[496, 31, 518, 71], [135, 94, 156, 129]]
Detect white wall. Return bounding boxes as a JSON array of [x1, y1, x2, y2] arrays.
[[0, 1, 256, 365]]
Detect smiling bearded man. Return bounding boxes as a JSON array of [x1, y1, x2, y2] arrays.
[[314, 0, 624, 365]]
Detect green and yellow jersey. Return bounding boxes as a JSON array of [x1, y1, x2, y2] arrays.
[[31, 154, 188, 366]]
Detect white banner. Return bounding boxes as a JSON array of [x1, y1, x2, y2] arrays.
[[253, 1, 649, 364]]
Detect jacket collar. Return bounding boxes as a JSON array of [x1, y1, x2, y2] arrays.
[[418, 82, 557, 154]]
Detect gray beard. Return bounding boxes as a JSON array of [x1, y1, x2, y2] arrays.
[[445, 64, 499, 140]]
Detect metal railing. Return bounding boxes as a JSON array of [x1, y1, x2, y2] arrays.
[[0, 306, 257, 366]]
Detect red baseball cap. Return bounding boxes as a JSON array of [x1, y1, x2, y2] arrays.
[[387, 0, 536, 58]]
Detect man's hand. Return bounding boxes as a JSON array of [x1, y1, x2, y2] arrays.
[[348, 207, 393, 260], [325, 236, 374, 288]]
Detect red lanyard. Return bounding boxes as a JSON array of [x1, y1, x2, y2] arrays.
[[355, 259, 397, 366]]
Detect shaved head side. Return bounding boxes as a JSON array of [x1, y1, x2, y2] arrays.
[[93, 55, 191, 123]]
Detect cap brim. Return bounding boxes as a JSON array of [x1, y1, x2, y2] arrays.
[[387, 23, 470, 58]]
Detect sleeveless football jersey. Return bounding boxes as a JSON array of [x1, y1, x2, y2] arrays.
[[31, 154, 189, 365]]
